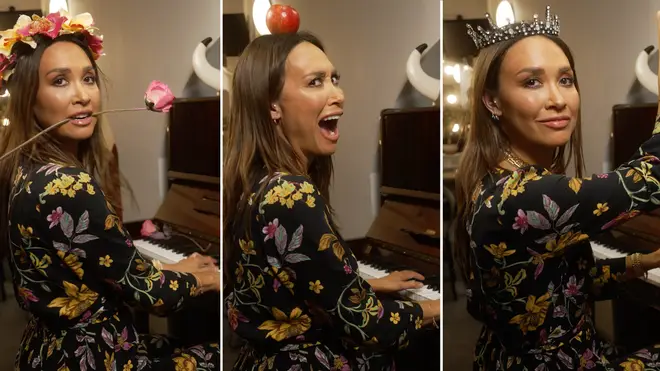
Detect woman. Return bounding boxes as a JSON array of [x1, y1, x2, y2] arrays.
[[223, 32, 441, 370], [455, 7, 660, 370], [0, 12, 221, 370]]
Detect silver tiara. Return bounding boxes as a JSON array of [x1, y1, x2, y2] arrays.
[[466, 5, 560, 50]]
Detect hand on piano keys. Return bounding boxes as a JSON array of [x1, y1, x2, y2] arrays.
[[133, 238, 222, 293], [367, 270, 427, 293], [358, 261, 441, 301], [162, 252, 218, 274]]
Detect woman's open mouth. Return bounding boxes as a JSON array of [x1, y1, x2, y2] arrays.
[[319, 115, 340, 141], [69, 113, 93, 126]]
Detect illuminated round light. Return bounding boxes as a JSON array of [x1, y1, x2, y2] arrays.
[[49, 0, 68, 13], [451, 123, 460, 133], [452, 64, 461, 83], [496, 1, 515, 27], [252, 0, 272, 36], [446, 94, 457, 104], [444, 65, 454, 75]]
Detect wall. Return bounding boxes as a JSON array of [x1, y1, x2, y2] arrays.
[[445, 0, 487, 19], [0, 0, 40, 11], [484, 0, 660, 175], [261, 0, 440, 239], [67, 0, 221, 222]]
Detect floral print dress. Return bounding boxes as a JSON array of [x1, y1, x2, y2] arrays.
[[225, 173, 425, 371], [8, 162, 220, 371], [465, 115, 660, 371]]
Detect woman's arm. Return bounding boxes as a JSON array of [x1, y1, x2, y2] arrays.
[[258, 174, 438, 347], [34, 165, 213, 314], [494, 121, 660, 268]]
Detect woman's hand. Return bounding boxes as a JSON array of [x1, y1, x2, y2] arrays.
[[419, 299, 441, 327], [369, 270, 425, 293], [192, 270, 222, 294], [164, 253, 218, 274]]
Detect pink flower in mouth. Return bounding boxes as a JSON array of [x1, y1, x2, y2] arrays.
[[144, 80, 175, 112]]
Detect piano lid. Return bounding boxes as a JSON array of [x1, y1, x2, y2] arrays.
[[167, 96, 220, 183], [366, 200, 440, 260], [379, 107, 440, 197], [154, 183, 220, 242]]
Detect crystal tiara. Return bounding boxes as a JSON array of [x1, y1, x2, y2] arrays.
[[466, 5, 560, 51]]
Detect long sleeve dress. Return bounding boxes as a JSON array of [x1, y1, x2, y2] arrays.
[[9, 162, 220, 371], [225, 172, 425, 371], [466, 115, 660, 370]]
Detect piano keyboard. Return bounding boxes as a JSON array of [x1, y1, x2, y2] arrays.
[[358, 261, 441, 301], [134, 237, 441, 299], [134, 238, 221, 272], [591, 239, 660, 287]]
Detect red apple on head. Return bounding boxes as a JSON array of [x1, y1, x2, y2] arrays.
[[266, 4, 300, 34]]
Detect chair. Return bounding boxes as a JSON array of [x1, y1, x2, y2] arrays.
[[443, 185, 458, 301]]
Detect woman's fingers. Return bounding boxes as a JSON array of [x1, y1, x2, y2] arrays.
[[398, 270, 425, 281]]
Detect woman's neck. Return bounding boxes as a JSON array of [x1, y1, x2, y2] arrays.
[[509, 142, 555, 170]]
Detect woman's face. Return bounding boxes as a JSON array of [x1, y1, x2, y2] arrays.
[[34, 41, 100, 150], [273, 42, 345, 162], [488, 36, 580, 150]]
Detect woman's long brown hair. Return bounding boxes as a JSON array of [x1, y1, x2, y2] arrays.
[[223, 32, 335, 284], [0, 33, 130, 258], [453, 35, 585, 282]]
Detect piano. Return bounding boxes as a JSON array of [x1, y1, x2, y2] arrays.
[[590, 102, 660, 350], [124, 96, 221, 346], [350, 106, 440, 370]]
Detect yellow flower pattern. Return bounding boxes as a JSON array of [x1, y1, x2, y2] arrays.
[[9, 164, 219, 370], [467, 126, 660, 371], [227, 173, 424, 370]]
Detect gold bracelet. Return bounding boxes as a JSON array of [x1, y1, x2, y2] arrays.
[[152, 259, 163, 270], [630, 253, 647, 279]]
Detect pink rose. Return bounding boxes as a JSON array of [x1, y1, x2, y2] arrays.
[[144, 80, 175, 112], [140, 220, 157, 237]]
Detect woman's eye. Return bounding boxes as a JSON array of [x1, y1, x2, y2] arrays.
[[309, 78, 322, 87], [53, 78, 66, 86], [524, 78, 541, 88], [560, 77, 574, 85]]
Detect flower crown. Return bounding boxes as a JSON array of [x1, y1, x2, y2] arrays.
[[0, 11, 103, 81]]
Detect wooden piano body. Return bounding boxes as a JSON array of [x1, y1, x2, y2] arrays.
[[350, 106, 440, 370], [599, 102, 660, 350], [125, 96, 221, 346]]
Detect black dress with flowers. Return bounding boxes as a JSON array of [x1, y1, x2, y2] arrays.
[[225, 172, 425, 371], [465, 115, 660, 370], [8, 162, 220, 371]]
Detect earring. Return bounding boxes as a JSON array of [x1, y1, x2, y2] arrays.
[[491, 113, 499, 121]]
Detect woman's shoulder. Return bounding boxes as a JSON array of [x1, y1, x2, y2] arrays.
[[255, 172, 320, 211], [21, 162, 99, 198], [259, 172, 316, 193], [24, 163, 92, 182]]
